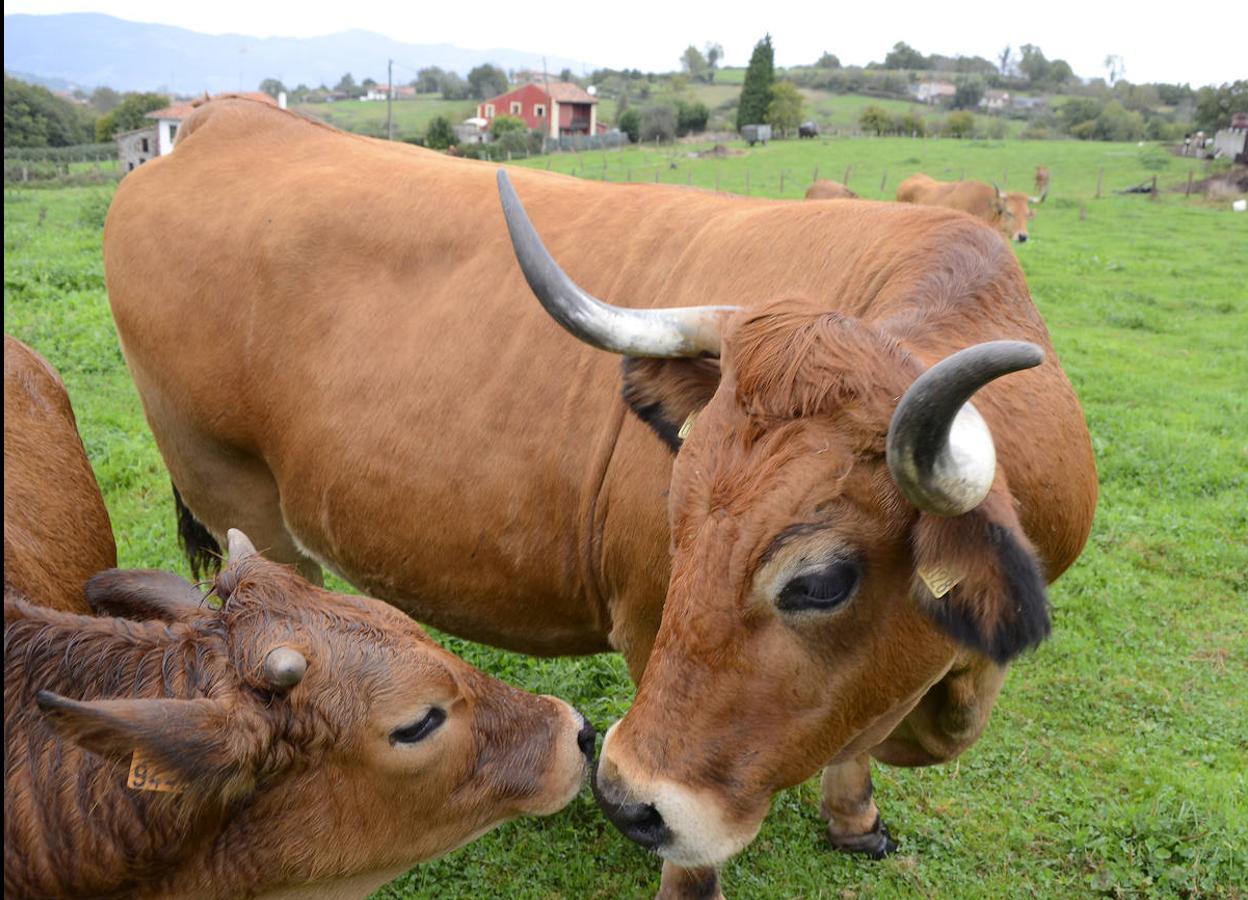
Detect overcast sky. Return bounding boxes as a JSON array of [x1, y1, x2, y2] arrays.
[[4, 0, 1242, 87]]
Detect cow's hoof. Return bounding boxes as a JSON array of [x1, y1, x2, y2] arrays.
[[826, 814, 898, 860]]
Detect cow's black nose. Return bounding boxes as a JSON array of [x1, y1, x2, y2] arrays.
[[1016, 233, 1029, 243], [602, 797, 670, 850], [576, 717, 597, 762]]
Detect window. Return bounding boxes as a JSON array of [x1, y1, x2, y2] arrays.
[[485, 104, 495, 117], [534, 104, 546, 118], [141, 137, 149, 153], [510, 101, 522, 115], [168, 123, 178, 143]]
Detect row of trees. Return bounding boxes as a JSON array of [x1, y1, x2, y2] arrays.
[[4, 75, 177, 147]]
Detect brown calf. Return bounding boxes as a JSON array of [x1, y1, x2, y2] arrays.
[[896, 172, 1041, 243], [4, 532, 591, 899], [804, 179, 858, 200], [4, 335, 115, 612]]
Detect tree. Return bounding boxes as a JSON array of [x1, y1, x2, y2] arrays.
[[681, 45, 709, 82], [490, 114, 525, 137], [4, 75, 94, 147], [94, 91, 169, 142], [952, 78, 984, 110], [439, 72, 471, 100], [817, 51, 841, 69], [998, 45, 1013, 77], [259, 78, 286, 100], [675, 100, 709, 136], [895, 109, 926, 137], [361, 77, 378, 90], [1194, 81, 1248, 131], [944, 110, 975, 138], [736, 34, 775, 131], [765, 81, 804, 136], [89, 86, 122, 113], [413, 67, 445, 94], [1018, 45, 1050, 86], [424, 115, 456, 151], [334, 73, 357, 95], [467, 64, 508, 100], [618, 108, 641, 143], [858, 104, 892, 136], [883, 41, 928, 70], [705, 43, 723, 81], [639, 103, 676, 142], [1104, 55, 1125, 85], [559, 68, 577, 83]]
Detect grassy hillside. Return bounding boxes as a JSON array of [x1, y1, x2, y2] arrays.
[[294, 96, 476, 141], [4, 135, 1244, 898]]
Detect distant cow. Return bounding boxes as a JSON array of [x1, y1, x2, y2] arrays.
[[896, 173, 1043, 243], [804, 179, 858, 200], [798, 121, 819, 139], [4, 335, 115, 613], [4, 531, 592, 899], [1034, 165, 1050, 199]]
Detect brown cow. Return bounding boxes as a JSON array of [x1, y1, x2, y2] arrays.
[[896, 172, 1044, 243], [804, 179, 858, 200], [103, 98, 1096, 897], [4, 334, 115, 612], [1034, 165, 1051, 199], [4, 530, 592, 899]]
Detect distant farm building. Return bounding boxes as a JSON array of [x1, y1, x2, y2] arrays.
[[1214, 113, 1248, 164], [116, 91, 280, 174], [455, 117, 492, 145], [363, 84, 416, 101], [913, 81, 956, 104], [980, 89, 1010, 111], [477, 82, 601, 138]]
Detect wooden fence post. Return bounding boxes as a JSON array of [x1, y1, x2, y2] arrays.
[[779, 170, 785, 193], [715, 168, 720, 191], [745, 170, 750, 194], [843, 165, 851, 186], [880, 170, 888, 193], [813, 166, 819, 183], [1096, 169, 1104, 198], [687, 169, 692, 186], [654, 168, 660, 183], [1186, 170, 1194, 196], [1150, 174, 1158, 200]]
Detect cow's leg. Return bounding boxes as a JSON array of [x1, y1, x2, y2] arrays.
[[657, 861, 723, 900], [870, 653, 1007, 768], [820, 753, 897, 858], [163, 436, 323, 585]]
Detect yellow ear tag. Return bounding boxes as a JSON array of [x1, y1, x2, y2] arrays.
[[127, 750, 184, 793], [677, 411, 699, 441], [918, 566, 962, 599]]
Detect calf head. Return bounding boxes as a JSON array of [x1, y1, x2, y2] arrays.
[[35, 530, 589, 893], [993, 186, 1038, 243], [498, 171, 1050, 868]]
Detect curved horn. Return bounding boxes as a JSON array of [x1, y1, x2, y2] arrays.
[[227, 528, 257, 562], [263, 646, 307, 690], [496, 169, 737, 358], [886, 341, 1044, 517]]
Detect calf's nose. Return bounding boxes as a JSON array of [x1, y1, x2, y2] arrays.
[[576, 714, 597, 762], [1015, 233, 1029, 243]]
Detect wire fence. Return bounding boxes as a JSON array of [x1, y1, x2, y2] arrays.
[[4, 143, 120, 185]]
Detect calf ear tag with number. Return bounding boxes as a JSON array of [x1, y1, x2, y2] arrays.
[[128, 750, 184, 793], [918, 566, 962, 599]]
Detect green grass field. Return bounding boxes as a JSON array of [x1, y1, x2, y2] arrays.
[[295, 95, 477, 141], [4, 134, 1245, 898]]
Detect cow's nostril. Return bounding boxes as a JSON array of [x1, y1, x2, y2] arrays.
[[608, 800, 669, 850], [1016, 233, 1029, 242], [576, 717, 597, 761]]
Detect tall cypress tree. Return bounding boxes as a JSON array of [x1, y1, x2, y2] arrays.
[[736, 34, 775, 131]]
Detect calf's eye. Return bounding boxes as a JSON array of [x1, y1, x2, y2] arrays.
[[777, 562, 860, 613], [390, 707, 447, 745]]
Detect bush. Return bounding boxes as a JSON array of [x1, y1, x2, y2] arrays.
[[424, 116, 457, 151], [618, 108, 641, 143], [95, 92, 169, 142], [490, 114, 525, 137], [675, 100, 709, 136], [894, 109, 926, 137], [945, 110, 975, 138], [859, 104, 892, 136], [639, 104, 676, 143]]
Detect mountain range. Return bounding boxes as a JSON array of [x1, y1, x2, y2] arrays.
[[4, 13, 598, 94]]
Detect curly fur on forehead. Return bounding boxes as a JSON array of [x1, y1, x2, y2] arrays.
[[727, 299, 920, 439]]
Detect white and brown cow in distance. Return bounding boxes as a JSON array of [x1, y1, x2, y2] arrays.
[[4, 530, 592, 899], [804, 179, 858, 200], [896, 172, 1046, 243], [103, 98, 1097, 897], [5, 334, 116, 613]]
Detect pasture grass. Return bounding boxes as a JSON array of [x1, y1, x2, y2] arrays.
[[294, 95, 478, 141], [3, 133, 1245, 898]]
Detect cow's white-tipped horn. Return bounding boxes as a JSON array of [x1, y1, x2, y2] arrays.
[[497, 169, 737, 358], [263, 646, 307, 690], [886, 341, 1044, 517], [1030, 189, 1049, 204], [227, 528, 257, 561]]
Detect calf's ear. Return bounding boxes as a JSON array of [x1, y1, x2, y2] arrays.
[[620, 357, 722, 452], [36, 692, 260, 797], [86, 569, 206, 621], [910, 490, 1050, 664]]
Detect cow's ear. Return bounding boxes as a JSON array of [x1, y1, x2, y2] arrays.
[[36, 692, 261, 796], [86, 569, 207, 621], [620, 357, 722, 452], [910, 490, 1050, 664]]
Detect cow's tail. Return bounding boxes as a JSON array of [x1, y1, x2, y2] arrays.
[[172, 483, 222, 581]]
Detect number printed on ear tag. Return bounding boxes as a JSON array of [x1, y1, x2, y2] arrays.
[[127, 750, 184, 793], [918, 566, 962, 599]]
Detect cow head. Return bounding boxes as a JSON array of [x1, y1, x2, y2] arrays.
[[993, 184, 1038, 243], [37, 529, 591, 889], [498, 172, 1050, 868]]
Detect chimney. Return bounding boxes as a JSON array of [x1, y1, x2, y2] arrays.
[[278, 91, 288, 110]]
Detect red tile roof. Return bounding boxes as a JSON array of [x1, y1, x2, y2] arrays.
[[542, 81, 597, 104]]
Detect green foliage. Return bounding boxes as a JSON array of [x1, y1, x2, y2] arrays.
[[952, 78, 984, 110], [259, 78, 286, 100], [680, 45, 708, 82], [816, 51, 841, 69], [894, 109, 926, 137], [439, 72, 472, 101], [858, 104, 892, 136], [765, 81, 805, 136], [412, 67, 445, 94], [423, 115, 456, 151], [674, 100, 709, 136], [93, 92, 168, 142], [736, 34, 775, 131], [89, 86, 122, 114], [639, 104, 676, 142], [944, 110, 975, 137], [334, 73, 360, 98], [1138, 145, 1172, 171], [1194, 80, 1248, 131], [882, 41, 928, 70], [618, 108, 640, 143], [467, 65, 509, 101], [4, 75, 94, 148], [489, 114, 525, 137]]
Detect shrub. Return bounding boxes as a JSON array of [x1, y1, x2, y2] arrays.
[[894, 109, 926, 137], [859, 105, 892, 136], [945, 110, 975, 138], [490, 114, 525, 137], [618, 108, 641, 143], [424, 116, 457, 151], [639, 104, 676, 143]]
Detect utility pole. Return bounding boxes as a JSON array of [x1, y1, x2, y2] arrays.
[[386, 59, 394, 140]]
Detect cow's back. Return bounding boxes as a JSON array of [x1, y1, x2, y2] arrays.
[[3, 336, 115, 612]]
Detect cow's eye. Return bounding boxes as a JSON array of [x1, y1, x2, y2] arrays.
[[390, 708, 447, 745], [777, 562, 860, 612]]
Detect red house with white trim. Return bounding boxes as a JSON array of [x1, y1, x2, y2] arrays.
[[477, 82, 600, 138]]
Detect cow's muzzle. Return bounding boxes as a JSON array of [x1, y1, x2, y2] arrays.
[[593, 764, 671, 851]]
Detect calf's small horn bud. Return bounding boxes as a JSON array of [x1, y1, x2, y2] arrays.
[[263, 646, 307, 690]]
